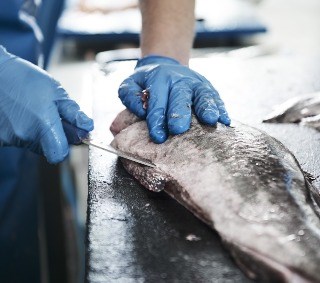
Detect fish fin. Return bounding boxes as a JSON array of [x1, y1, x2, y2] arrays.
[[263, 92, 320, 124], [262, 112, 301, 124], [262, 96, 303, 123]]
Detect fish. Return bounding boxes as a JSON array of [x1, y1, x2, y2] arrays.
[[110, 109, 320, 282], [263, 92, 320, 131]]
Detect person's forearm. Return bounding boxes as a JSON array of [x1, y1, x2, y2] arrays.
[[139, 0, 195, 65]]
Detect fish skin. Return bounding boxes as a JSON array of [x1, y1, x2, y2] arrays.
[[111, 109, 320, 283], [263, 92, 320, 126], [110, 110, 140, 136], [300, 114, 320, 131]]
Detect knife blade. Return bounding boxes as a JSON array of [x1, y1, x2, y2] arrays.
[[62, 120, 156, 168]]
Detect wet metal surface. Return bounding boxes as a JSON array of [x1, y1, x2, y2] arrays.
[[86, 56, 320, 282], [87, 154, 250, 282]]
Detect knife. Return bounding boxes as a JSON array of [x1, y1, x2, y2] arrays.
[[62, 120, 156, 168]]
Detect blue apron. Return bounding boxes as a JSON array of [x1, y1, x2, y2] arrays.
[[1, 1, 45, 282], [0, 0, 42, 64]]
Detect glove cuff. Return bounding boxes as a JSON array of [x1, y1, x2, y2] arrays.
[[136, 55, 180, 68]]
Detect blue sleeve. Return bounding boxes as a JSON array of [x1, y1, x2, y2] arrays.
[[0, 0, 41, 65], [0, 0, 38, 24]]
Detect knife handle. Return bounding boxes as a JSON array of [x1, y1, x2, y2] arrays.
[[62, 120, 90, 145]]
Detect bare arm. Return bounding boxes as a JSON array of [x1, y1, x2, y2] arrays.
[[139, 0, 195, 65]]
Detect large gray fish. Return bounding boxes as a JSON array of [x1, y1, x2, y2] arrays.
[[263, 92, 320, 131], [110, 109, 320, 283]]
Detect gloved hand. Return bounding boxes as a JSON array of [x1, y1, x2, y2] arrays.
[[0, 46, 94, 163], [118, 55, 230, 143]]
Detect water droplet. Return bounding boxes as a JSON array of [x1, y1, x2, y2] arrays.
[[286, 234, 296, 241], [186, 234, 201, 241], [233, 172, 241, 177], [298, 229, 305, 236], [199, 260, 207, 267]]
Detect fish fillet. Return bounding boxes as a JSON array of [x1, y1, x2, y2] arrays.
[[110, 109, 320, 282], [263, 92, 320, 131]]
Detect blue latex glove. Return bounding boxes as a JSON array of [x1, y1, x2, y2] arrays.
[[0, 47, 94, 163], [119, 55, 230, 143]]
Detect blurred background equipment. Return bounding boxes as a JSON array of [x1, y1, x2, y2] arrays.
[[56, 0, 267, 57]]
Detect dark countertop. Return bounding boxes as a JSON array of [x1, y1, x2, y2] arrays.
[[86, 55, 320, 282]]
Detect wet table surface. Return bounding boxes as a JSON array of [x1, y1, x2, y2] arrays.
[[86, 55, 320, 282]]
